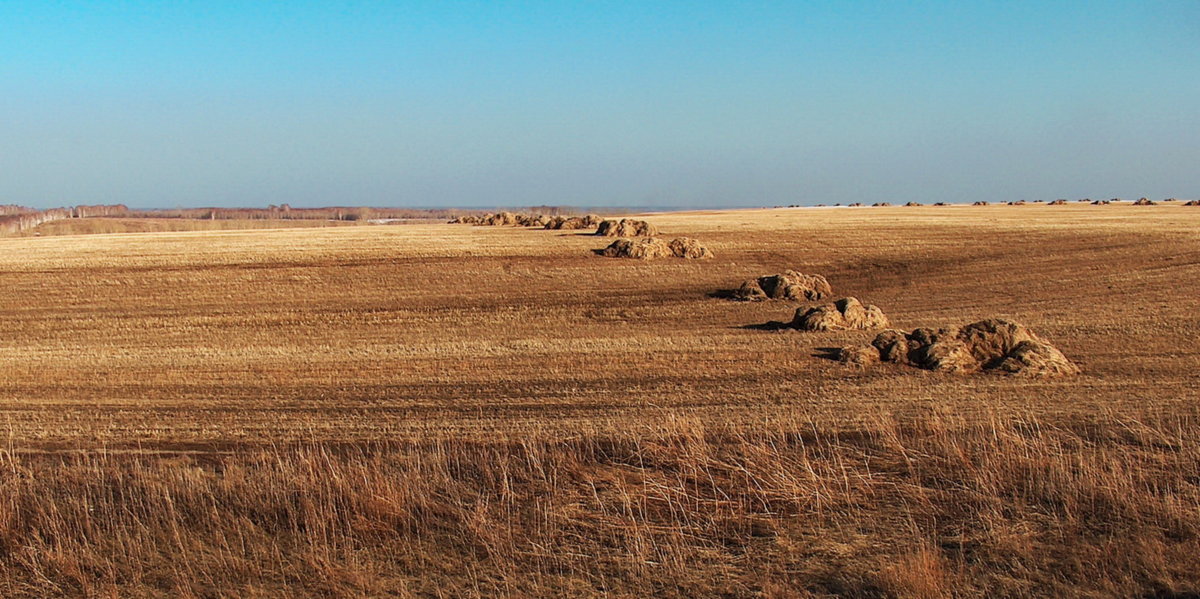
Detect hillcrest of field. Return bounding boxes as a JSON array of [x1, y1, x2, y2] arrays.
[[0, 203, 1197, 447]]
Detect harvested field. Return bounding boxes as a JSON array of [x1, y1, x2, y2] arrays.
[[2, 202, 1197, 445], [0, 204, 1198, 596]]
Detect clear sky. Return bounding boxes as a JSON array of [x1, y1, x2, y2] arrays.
[[2, 1, 1198, 209]]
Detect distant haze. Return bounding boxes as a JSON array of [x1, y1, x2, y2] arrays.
[[2, 1, 1198, 209]]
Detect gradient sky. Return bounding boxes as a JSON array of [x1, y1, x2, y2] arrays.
[[2, 1, 1198, 209]]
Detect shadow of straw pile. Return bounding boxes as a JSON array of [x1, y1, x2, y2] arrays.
[[0, 413, 1196, 597]]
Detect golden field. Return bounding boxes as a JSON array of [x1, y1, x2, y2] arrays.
[[0, 204, 1198, 597]]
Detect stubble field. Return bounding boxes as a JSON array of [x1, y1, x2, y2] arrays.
[[0, 205, 1197, 597]]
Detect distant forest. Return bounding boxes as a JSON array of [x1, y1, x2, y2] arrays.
[[0, 204, 590, 235]]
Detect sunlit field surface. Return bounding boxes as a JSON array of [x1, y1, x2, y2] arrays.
[[0, 205, 1197, 597]]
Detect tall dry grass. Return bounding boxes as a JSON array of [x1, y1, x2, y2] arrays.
[[0, 413, 1196, 598]]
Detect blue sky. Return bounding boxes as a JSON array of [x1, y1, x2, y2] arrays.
[[2, 1, 1198, 209]]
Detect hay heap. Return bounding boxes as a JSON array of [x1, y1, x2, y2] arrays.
[[733, 270, 831, 302], [596, 219, 658, 237], [838, 318, 1079, 377], [452, 212, 601, 228], [668, 237, 713, 259], [792, 297, 889, 331], [544, 216, 589, 230], [600, 238, 672, 259], [1133, 197, 1156, 206], [600, 237, 712, 260], [516, 214, 550, 227], [449, 212, 580, 227], [482, 211, 519, 226]]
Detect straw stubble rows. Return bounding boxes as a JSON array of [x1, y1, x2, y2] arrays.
[[1, 205, 1196, 448]]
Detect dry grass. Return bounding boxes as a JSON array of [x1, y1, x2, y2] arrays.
[[0, 414, 1197, 598], [0, 204, 1198, 596]]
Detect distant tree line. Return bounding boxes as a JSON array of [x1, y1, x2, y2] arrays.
[[0, 203, 596, 235]]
